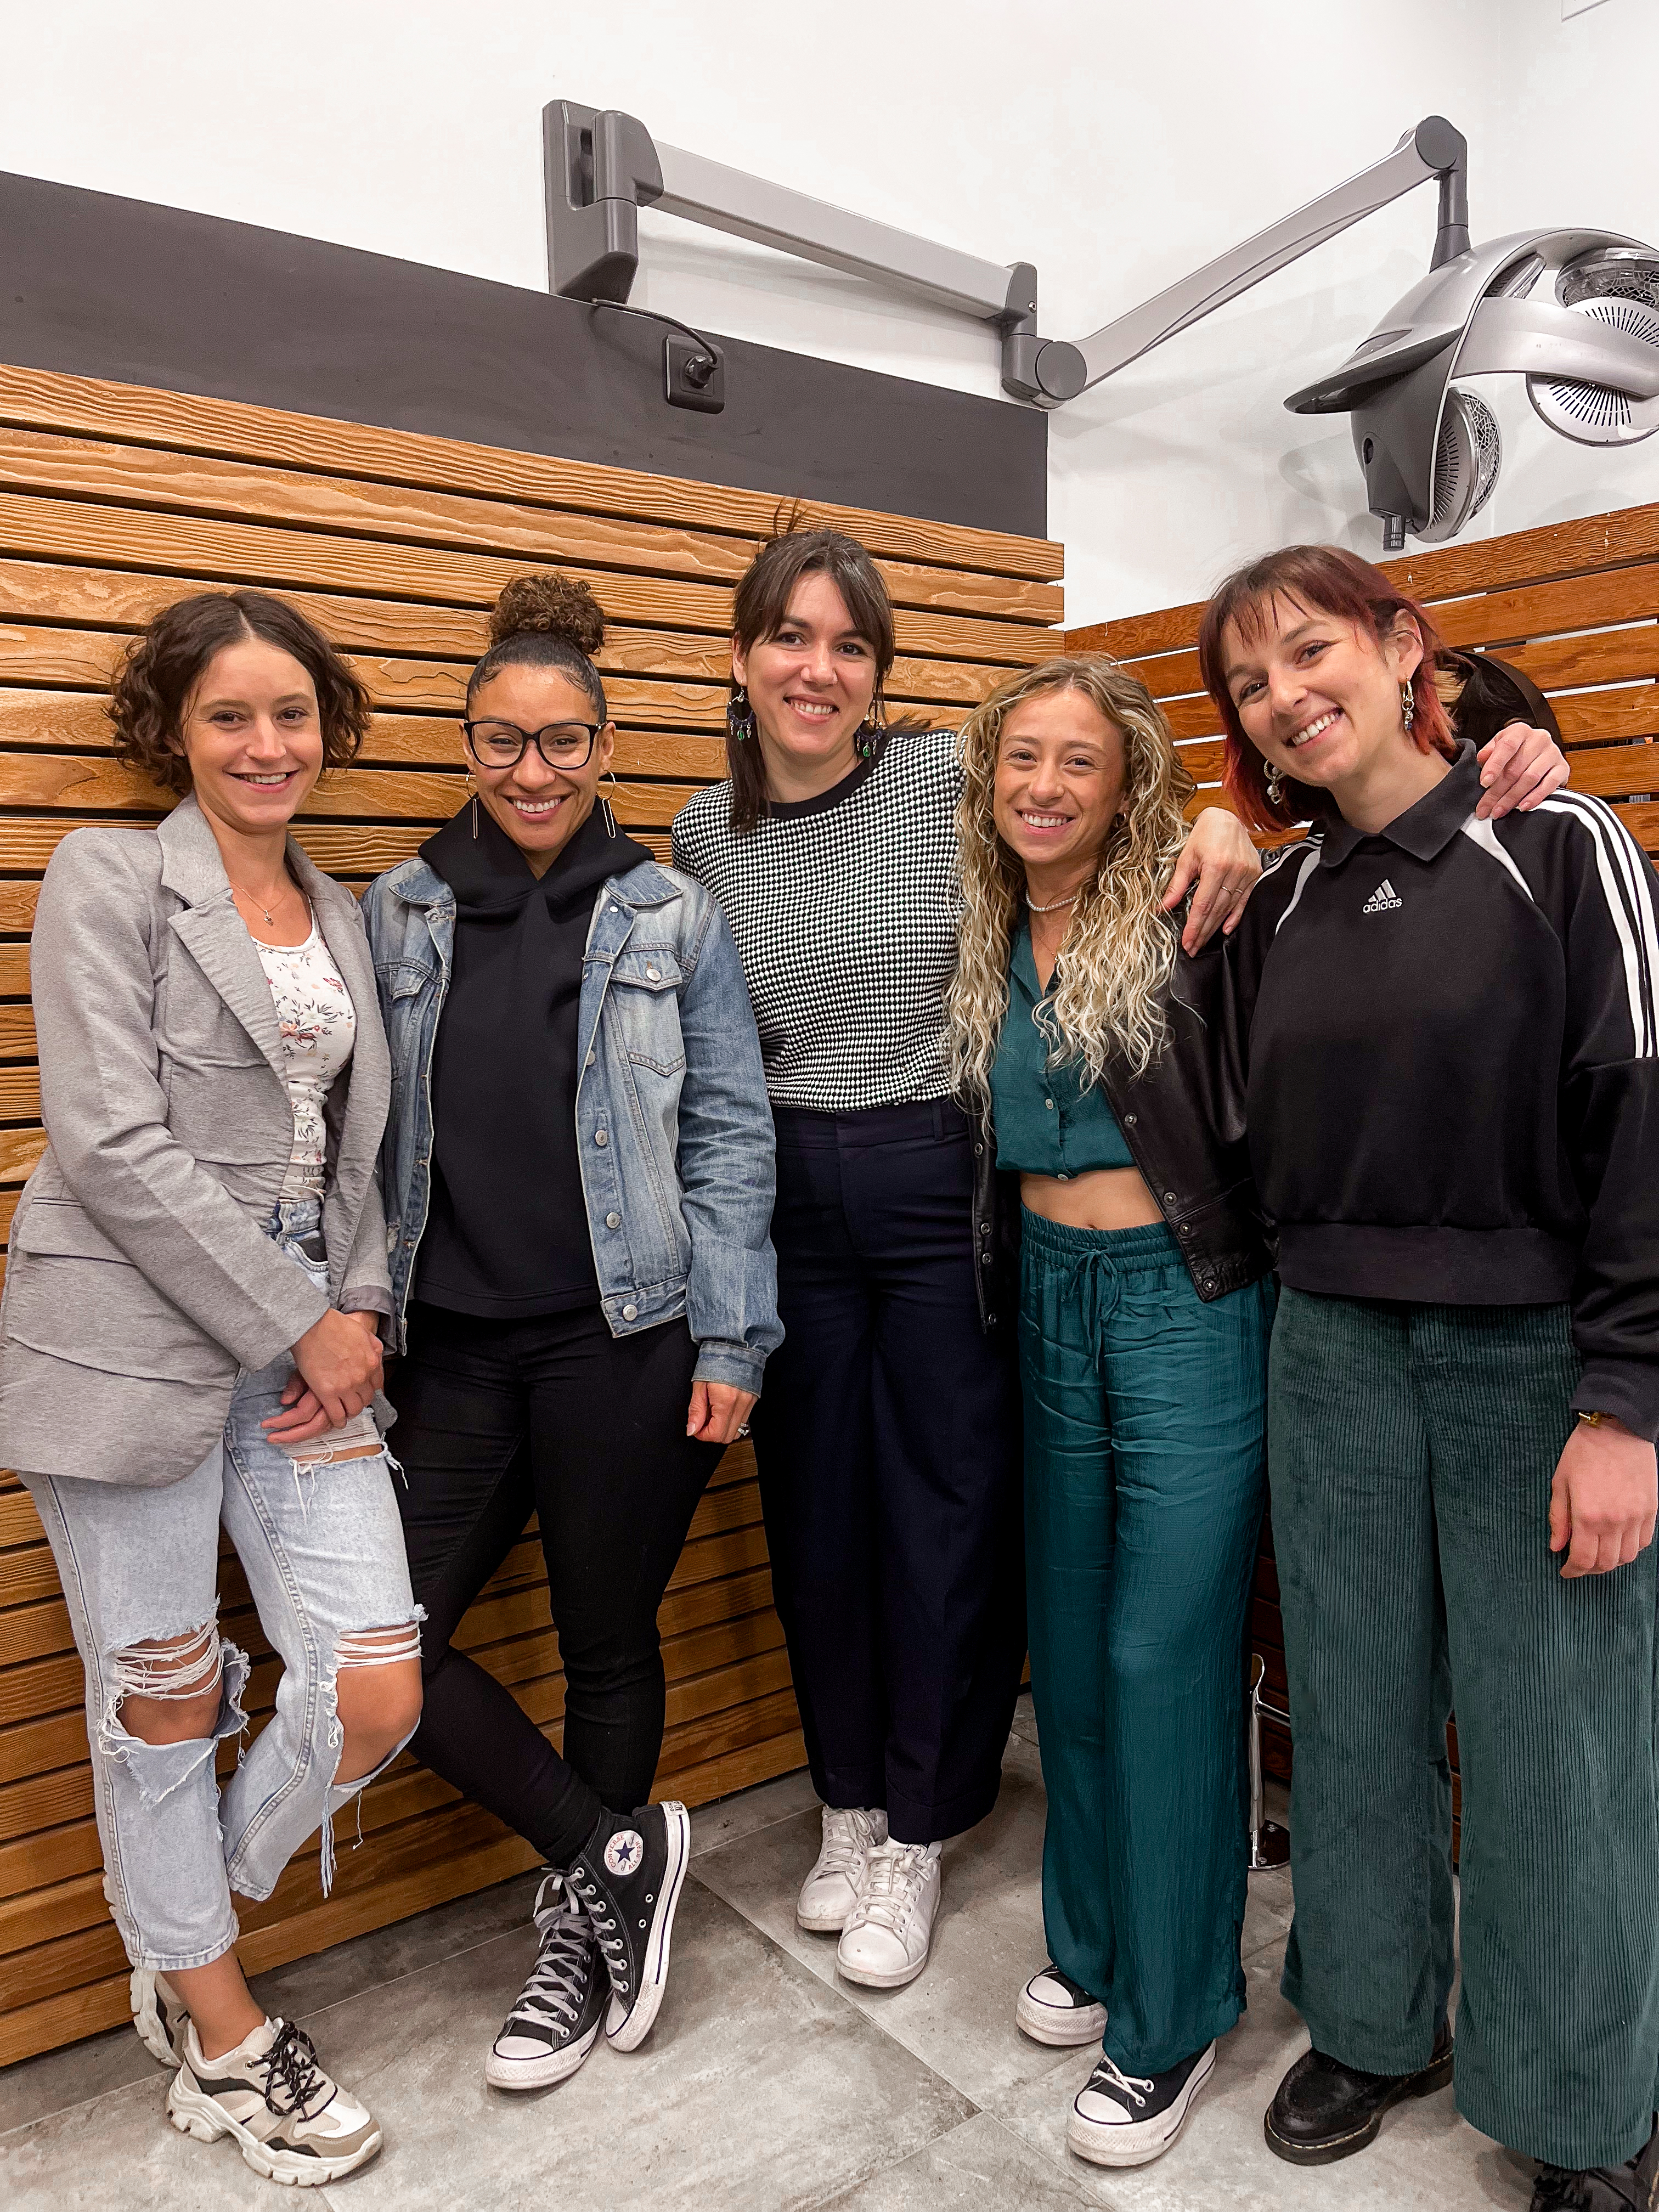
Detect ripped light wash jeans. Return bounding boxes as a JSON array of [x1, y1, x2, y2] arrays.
[[22, 1199, 422, 1973]]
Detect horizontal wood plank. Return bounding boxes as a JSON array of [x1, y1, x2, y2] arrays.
[[0, 363, 1063, 582]]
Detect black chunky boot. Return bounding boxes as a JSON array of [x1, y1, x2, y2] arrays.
[[567, 1800, 691, 2052], [1264, 2017, 1453, 2164], [1531, 2114, 1659, 2211]]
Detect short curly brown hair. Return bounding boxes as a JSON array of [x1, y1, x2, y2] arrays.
[[109, 590, 371, 797]]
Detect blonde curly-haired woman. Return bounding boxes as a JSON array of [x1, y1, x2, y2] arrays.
[[947, 656, 1276, 2170], [945, 654, 1567, 2174]]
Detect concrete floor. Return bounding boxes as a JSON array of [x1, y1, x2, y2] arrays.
[[1, 1697, 1539, 2210]]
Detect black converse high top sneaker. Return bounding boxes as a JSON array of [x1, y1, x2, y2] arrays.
[[486, 1870, 609, 2091], [568, 1801, 691, 2052]]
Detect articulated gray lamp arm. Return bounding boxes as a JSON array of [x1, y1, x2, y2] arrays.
[[543, 102, 1468, 408]]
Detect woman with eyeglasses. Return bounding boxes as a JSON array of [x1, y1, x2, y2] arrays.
[[360, 573, 781, 2093]]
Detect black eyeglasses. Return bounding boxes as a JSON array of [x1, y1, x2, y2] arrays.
[[461, 719, 603, 769]]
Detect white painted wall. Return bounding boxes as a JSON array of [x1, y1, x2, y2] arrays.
[[2, 0, 1655, 624]]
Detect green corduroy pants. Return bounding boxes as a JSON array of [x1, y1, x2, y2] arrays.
[[1020, 1211, 1274, 2076], [1271, 1288, 1659, 2170]]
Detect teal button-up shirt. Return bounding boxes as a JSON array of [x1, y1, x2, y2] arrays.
[[990, 926, 1136, 1177]]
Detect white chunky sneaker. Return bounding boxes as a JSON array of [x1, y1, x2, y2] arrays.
[[835, 1839, 941, 1989], [796, 1806, 889, 1933], [130, 1968, 189, 2068], [1017, 1962, 1108, 2047], [167, 2015, 382, 2186], [486, 1871, 608, 2091], [1067, 2041, 1215, 2169]]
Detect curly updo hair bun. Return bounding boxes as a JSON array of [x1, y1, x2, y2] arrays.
[[469, 572, 608, 722], [109, 590, 370, 799]]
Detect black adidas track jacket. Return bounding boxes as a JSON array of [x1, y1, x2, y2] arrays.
[[1229, 742, 1659, 1440]]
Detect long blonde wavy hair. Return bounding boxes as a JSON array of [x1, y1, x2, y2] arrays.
[[946, 656, 1196, 1100]]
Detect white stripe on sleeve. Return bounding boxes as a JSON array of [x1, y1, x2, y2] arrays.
[[1538, 793, 1658, 1058]]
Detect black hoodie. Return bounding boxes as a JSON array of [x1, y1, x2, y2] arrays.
[[414, 799, 651, 1318]]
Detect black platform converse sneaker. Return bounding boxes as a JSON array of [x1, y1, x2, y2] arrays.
[[568, 1801, 691, 2053], [1068, 2041, 1216, 2168], [1016, 1962, 1107, 2047], [486, 1871, 608, 2091]]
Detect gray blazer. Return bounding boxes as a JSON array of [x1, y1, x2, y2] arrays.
[[0, 797, 393, 1487]]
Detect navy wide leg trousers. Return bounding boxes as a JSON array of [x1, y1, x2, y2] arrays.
[[753, 1100, 1025, 1845]]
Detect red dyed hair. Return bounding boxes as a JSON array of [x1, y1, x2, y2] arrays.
[[1195, 544, 1455, 834]]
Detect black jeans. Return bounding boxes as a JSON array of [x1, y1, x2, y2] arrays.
[[755, 1099, 1025, 1844], [389, 1302, 720, 1868]]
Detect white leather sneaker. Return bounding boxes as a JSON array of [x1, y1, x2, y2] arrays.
[[1017, 1962, 1107, 2046], [796, 1805, 889, 1933], [167, 2015, 382, 2185], [835, 1840, 941, 1989]]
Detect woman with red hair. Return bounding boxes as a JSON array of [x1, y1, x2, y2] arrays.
[[1201, 546, 1659, 2210]]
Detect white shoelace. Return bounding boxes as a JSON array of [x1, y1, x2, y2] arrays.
[[849, 1842, 934, 1934], [816, 1807, 880, 1878], [1087, 2052, 1155, 2111], [507, 1872, 594, 2033]]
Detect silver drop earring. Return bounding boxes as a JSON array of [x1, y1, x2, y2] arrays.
[[1264, 759, 1285, 805], [601, 770, 620, 839], [726, 686, 757, 744], [464, 768, 479, 838], [1401, 681, 1416, 735]]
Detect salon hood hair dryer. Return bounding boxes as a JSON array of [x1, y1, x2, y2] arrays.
[[544, 102, 1659, 549], [1288, 232, 1659, 549]]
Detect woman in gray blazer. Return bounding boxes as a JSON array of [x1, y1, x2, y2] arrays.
[[0, 591, 422, 2188]]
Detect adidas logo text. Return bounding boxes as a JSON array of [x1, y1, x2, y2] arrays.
[[1362, 879, 1402, 914]]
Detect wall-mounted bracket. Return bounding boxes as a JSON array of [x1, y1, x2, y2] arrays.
[[544, 103, 1469, 410]]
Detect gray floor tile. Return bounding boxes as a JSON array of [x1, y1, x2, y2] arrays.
[[0, 2067, 279, 2211], [693, 1736, 1075, 2109], [1239, 1863, 1294, 1965], [0, 2018, 158, 2143], [823, 2110, 1096, 2209], [690, 1764, 822, 1858], [301, 1876, 975, 2212], [254, 1866, 545, 2023], [1011, 1690, 1041, 1748]]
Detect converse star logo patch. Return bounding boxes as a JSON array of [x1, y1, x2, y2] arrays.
[[603, 1830, 644, 1877], [1362, 878, 1403, 914]]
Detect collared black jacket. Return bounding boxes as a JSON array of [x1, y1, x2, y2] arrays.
[[970, 915, 1274, 1332]]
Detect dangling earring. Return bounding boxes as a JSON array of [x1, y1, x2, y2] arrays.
[[1264, 759, 1285, 806], [600, 769, 620, 839], [464, 768, 479, 839], [855, 694, 888, 761], [726, 686, 757, 744], [1401, 681, 1416, 735]]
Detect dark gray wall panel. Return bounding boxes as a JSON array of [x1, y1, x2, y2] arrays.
[[0, 171, 1046, 539]]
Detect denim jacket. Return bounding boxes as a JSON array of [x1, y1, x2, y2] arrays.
[[360, 850, 781, 1396]]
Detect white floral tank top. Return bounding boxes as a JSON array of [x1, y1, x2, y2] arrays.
[[254, 919, 357, 1198]]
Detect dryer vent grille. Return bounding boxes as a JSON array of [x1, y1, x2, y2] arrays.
[[1423, 388, 1502, 543], [1529, 295, 1659, 446]]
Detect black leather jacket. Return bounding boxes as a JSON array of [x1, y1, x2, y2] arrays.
[[969, 920, 1273, 1333]]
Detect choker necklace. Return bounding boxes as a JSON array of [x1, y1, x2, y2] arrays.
[[1026, 889, 1081, 915]]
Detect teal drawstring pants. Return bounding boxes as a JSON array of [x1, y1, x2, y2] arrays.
[[1270, 1289, 1659, 2170], [1019, 1210, 1274, 2075]]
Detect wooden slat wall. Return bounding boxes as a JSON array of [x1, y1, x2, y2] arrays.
[[1068, 503, 1659, 856], [0, 365, 1064, 2065], [1069, 501, 1659, 1813]]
